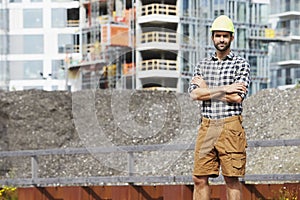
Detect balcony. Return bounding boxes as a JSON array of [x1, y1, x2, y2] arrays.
[[270, 45, 300, 67], [138, 4, 179, 24], [138, 31, 178, 50], [249, 28, 300, 42], [138, 59, 179, 78], [140, 59, 177, 71]]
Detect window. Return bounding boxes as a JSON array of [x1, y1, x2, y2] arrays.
[[0, 35, 8, 54], [249, 56, 257, 76], [23, 9, 43, 28], [237, 28, 246, 49], [9, 35, 23, 54], [295, 69, 300, 80], [24, 61, 43, 79], [24, 35, 44, 54], [58, 34, 73, 53], [182, 51, 189, 72], [67, 8, 79, 27], [183, 0, 188, 15], [9, 0, 21, 3], [292, 18, 300, 36], [0, 61, 8, 81], [9, 60, 43, 80], [0, 9, 8, 30], [52, 8, 66, 28], [237, 2, 246, 22], [260, 83, 267, 89], [31, 0, 43, 3], [9, 35, 44, 54], [52, 60, 65, 79]]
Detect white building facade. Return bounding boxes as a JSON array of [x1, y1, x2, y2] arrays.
[[0, 0, 80, 91], [269, 0, 300, 89]]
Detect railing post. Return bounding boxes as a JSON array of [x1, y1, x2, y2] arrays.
[[128, 152, 134, 177], [31, 155, 38, 181]]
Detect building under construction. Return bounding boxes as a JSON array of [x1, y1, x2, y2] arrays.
[[0, 0, 276, 94], [66, 0, 273, 94]]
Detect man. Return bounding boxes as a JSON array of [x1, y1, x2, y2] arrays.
[[188, 15, 251, 200]]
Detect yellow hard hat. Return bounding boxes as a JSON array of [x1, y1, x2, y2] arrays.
[[210, 15, 235, 33]]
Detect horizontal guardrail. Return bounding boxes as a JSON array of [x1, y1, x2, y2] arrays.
[[140, 59, 178, 71], [1, 174, 300, 187], [140, 3, 177, 16], [0, 139, 299, 186], [1, 139, 299, 158], [140, 31, 177, 44]]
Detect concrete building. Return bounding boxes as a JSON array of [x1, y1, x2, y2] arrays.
[[268, 0, 300, 89], [0, 0, 80, 91], [0, 0, 272, 94]]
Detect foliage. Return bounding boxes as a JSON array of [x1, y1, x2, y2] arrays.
[[294, 83, 300, 89], [0, 186, 17, 200], [276, 186, 298, 200]]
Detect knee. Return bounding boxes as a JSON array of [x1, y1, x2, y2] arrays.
[[224, 176, 240, 188], [193, 175, 209, 188]]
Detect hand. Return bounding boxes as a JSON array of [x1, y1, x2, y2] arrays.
[[224, 82, 247, 94], [191, 76, 208, 88]]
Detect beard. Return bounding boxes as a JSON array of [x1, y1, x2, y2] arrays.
[[214, 42, 231, 52]]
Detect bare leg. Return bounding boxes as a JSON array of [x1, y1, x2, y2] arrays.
[[193, 175, 210, 200], [224, 176, 242, 200]]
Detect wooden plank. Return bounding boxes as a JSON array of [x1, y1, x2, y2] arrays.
[[83, 186, 112, 200], [17, 183, 300, 200], [111, 185, 140, 200], [163, 185, 193, 200], [138, 185, 163, 200], [18, 187, 43, 200], [210, 185, 227, 200]]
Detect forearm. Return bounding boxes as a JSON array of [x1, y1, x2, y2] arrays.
[[189, 76, 246, 102], [190, 86, 226, 101], [217, 93, 243, 103]]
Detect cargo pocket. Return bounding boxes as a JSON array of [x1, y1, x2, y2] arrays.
[[224, 119, 247, 153], [224, 130, 246, 153], [231, 152, 246, 176]]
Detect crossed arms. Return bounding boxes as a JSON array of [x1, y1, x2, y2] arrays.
[[189, 76, 247, 103]]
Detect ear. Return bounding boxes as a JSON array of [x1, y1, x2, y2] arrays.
[[231, 35, 234, 42]]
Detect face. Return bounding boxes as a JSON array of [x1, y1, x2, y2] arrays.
[[212, 31, 234, 52]]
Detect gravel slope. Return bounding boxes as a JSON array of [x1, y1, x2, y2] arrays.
[[0, 88, 299, 182]]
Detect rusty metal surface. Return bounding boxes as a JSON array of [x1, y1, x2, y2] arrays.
[[17, 183, 300, 200]]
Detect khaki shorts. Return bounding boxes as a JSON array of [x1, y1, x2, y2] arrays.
[[193, 115, 247, 177]]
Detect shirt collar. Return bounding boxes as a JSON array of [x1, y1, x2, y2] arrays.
[[211, 51, 234, 61]]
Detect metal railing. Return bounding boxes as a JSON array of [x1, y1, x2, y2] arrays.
[[0, 139, 299, 186], [140, 31, 177, 44], [139, 3, 177, 16], [67, 20, 80, 27], [139, 59, 178, 71]]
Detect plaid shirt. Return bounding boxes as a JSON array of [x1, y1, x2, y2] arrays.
[[188, 51, 251, 119]]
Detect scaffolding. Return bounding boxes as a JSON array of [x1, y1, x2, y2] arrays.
[[68, 0, 273, 94], [67, 0, 135, 91]]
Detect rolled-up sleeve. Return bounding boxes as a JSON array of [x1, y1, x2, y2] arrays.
[[188, 63, 204, 93], [235, 60, 251, 99]]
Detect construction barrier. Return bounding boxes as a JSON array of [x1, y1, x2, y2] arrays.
[[17, 183, 300, 200]]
